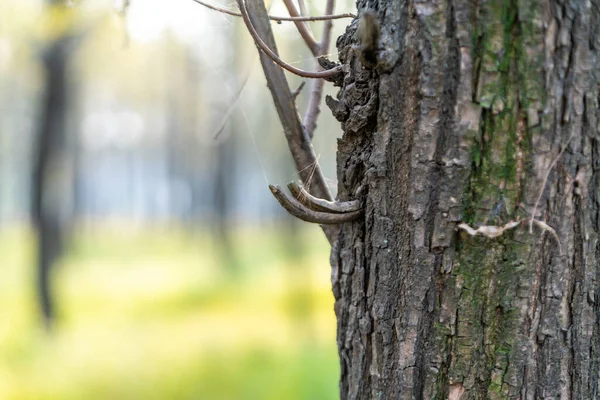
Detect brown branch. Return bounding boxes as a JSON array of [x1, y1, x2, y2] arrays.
[[303, 0, 336, 139], [191, 0, 355, 21], [281, 0, 319, 56], [270, 185, 362, 224], [303, 74, 326, 138], [236, 0, 342, 79], [297, 0, 309, 17], [244, 0, 337, 243], [291, 81, 306, 101], [287, 182, 362, 213]]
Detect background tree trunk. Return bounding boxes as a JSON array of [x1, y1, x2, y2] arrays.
[[330, 0, 599, 398], [32, 0, 78, 328], [32, 34, 71, 328]]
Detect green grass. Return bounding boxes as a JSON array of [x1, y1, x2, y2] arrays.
[[0, 224, 339, 400]]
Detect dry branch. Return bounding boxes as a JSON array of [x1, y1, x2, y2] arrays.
[[297, 0, 309, 17], [291, 81, 306, 101], [236, 0, 342, 79], [242, 0, 338, 243], [281, 0, 319, 56], [191, 0, 355, 22], [303, 0, 336, 139], [287, 182, 362, 213], [270, 185, 362, 224]]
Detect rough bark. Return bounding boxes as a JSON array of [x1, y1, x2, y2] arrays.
[[329, 0, 600, 398]]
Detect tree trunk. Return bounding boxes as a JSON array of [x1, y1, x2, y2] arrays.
[[32, 1, 73, 328], [32, 36, 69, 328], [330, 0, 600, 398]]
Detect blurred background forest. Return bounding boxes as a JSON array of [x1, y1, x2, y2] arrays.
[[0, 0, 354, 398]]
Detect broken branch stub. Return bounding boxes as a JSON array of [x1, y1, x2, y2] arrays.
[[287, 182, 362, 214]]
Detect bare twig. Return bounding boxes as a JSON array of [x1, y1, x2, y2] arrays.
[[270, 185, 362, 224], [303, 0, 336, 139], [303, 75, 326, 138], [287, 182, 362, 213], [291, 81, 306, 101], [236, 0, 342, 79], [281, 0, 319, 56], [297, 0, 309, 17], [244, 0, 336, 243], [191, 0, 356, 21]]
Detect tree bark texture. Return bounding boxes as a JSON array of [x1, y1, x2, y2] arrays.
[[329, 0, 600, 398]]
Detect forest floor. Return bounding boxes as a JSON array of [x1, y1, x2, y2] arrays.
[[0, 223, 337, 400]]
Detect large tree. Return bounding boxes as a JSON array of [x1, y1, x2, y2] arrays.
[[328, 1, 599, 398], [208, 0, 600, 397]]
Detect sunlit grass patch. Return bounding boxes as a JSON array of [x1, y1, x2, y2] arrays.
[[0, 224, 338, 400]]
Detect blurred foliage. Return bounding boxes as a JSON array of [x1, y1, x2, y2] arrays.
[[0, 0, 359, 397], [0, 225, 338, 399]]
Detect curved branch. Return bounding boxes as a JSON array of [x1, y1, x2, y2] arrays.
[[244, 0, 336, 243], [281, 0, 319, 56], [287, 182, 362, 213], [191, 0, 356, 21], [270, 185, 362, 224], [236, 0, 342, 79], [297, 0, 309, 17]]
